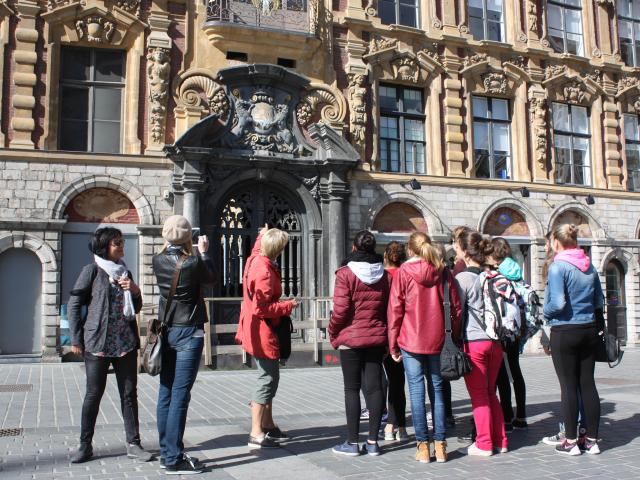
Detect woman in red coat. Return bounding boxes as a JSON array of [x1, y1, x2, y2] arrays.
[[387, 232, 462, 464], [329, 230, 390, 457], [236, 225, 298, 449]]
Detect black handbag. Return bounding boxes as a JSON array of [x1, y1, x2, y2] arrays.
[[142, 255, 185, 376], [440, 270, 472, 381], [270, 316, 293, 360], [595, 309, 623, 368]]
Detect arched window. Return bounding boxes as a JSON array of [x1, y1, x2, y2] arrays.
[[372, 202, 427, 233]]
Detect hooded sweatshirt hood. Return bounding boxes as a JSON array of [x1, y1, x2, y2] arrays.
[[347, 261, 384, 285], [401, 257, 442, 287], [554, 248, 591, 273], [498, 257, 523, 281]]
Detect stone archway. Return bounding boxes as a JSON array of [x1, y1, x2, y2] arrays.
[[52, 175, 154, 224], [0, 233, 59, 357]]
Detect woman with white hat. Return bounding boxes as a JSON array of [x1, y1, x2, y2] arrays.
[[153, 215, 215, 475]]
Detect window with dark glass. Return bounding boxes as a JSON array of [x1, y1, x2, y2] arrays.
[[469, 0, 505, 42], [379, 0, 419, 28], [59, 47, 125, 153], [623, 114, 640, 191], [379, 85, 426, 174], [552, 103, 591, 186], [472, 96, 511, 179], [547, 0, 584, 56], [618, 0, 640, 67]]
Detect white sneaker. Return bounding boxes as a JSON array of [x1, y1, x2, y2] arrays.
[[460, 442, 493, 457], [542, 432, 565, 446], [396, 429, 409, 441]]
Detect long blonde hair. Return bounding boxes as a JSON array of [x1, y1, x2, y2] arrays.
[[407, 232, 444, 270]]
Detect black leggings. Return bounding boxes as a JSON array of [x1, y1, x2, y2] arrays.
[[496, 342, 526, 422], [80, 350, 140, 445], [340, 347, 385, 443], [383, 354, 406, 428], [550, 324, 600, 439]]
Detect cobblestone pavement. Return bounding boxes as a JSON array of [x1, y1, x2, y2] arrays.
[[1, 350, 639, 480]]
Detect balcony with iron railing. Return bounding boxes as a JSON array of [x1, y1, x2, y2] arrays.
[[204, 0, 317, 36]]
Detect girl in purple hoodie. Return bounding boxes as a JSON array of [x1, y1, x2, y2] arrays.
[[543, 224, 604, 456]]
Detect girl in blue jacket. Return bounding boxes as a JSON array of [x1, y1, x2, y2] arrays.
[[544, 224, 603, 456]]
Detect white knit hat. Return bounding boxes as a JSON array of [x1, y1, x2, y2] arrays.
[[162, 215, 192, 244]]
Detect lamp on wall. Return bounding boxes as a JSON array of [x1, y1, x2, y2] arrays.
[[586, 194, 596, 205], [409, 178, 421, 190], [519, 187, 530, 198]]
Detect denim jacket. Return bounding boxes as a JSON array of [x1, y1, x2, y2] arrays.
[[543, 260, 604, 327]]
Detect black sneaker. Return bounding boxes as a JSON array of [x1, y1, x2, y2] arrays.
[[457, 432, 475, 445], [160, 454, 200, 470], [70, 443, 93, 464], [512, 419, 528, 429], [265, 427, 289, 442], [165, 457, 203, 475], [555, 439, 581, 456], [248, 435, 280, 449]]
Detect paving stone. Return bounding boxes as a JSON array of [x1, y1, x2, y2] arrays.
[[1, 351, 640, 479]]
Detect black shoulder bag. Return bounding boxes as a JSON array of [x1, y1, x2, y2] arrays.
[[440, 270, 472, 381], [142, 255, 185, 376], [595, 308, 624, 368]]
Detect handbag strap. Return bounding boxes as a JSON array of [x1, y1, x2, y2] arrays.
[[162, 255, 186, 327], [443, 269, 453, 337]]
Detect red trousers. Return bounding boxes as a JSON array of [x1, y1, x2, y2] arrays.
[[463, 340, 507, 451]]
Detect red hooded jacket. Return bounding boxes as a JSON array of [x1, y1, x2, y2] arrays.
[[235, 233, 294, 360], [387, 259, 462, 356], [328, 253, 390, 349]]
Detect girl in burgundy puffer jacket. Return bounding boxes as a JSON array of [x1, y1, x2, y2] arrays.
[[329, 230, 390, 457], [387, 232, 462, 464]]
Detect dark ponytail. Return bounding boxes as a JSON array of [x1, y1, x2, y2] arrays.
[[353, 230, 376, 254]]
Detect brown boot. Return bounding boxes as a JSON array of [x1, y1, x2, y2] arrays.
[[415, 441, 431, 463], [434, 440, 447, 463]]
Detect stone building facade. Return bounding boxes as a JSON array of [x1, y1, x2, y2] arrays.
[[0, 0, 639, 362]]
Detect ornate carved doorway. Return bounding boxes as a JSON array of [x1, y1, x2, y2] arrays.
[[213, 183, 303, 298]]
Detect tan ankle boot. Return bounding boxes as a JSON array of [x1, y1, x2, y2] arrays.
[[415, 441, 431, 463], [434, 440, 447, 463]]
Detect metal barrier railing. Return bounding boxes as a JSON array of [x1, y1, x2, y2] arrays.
[[204, 296, 333, 366]]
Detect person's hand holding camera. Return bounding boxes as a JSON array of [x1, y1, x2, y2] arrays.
[[198, 235, 209, 254]]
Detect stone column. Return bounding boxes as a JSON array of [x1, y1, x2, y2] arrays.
[[602, 72, 624, 190], [0, 2, 14, 147], [325, 173, 350, 294], [181, 159, 204, 228], [10, 0, 40, 149], [442, 48, 465, 177]]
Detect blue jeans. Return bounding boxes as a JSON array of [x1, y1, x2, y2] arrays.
[[402, 350, 446, 442], [157, 332, 203, 466]]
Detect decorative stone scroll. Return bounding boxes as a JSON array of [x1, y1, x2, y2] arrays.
[[483, 72, 508, 95], [75, 15, 116, 43], [115, 0, 141, 15], [392, 57, 419, 83], [177, 74, 229, 119], [296, 84, 346, 129]]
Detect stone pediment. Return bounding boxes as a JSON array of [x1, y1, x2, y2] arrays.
[[42, 1, 146, 46], [543, 72, 603, 105], [170, 64, 358, 166], [364, 46, 444, 86]]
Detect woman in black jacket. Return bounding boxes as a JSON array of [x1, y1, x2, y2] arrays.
[[68, 227, 151, 464], [153, 215, 215, 475]]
